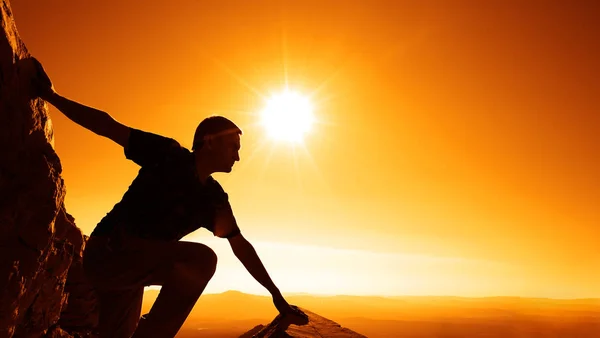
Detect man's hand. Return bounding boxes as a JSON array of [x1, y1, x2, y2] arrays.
[[272, 292, 308, 324], [21, 58, 131, 147], [228, 236, 308, 324], [29, 58, 56, 100]]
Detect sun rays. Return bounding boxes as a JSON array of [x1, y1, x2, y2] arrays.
[[209, 51, 342, 195]]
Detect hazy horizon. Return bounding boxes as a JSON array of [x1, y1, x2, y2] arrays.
[[153, 288, 600, 301], [144, 289, 600, 337]]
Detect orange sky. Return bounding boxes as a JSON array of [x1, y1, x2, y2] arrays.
[[11, 1, 599, 298]]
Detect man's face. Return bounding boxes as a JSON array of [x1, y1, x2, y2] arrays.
[[212, 133, 241, 173]]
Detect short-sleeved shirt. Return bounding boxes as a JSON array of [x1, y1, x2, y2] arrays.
[[90, 128, 238, 241]]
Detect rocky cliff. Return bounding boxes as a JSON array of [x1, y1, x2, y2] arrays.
[[0, 0, 97, 337], [240, 308, 367, 338]]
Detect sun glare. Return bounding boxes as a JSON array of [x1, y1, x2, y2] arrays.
[[260, 90, 314, 143]]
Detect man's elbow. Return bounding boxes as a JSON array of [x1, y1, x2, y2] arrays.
[[103, 119, 130, 148], [215, 227, 240, 239], [228, 234, 252, 257]]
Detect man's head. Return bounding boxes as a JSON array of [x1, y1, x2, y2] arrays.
[[192, 116, 242, 173]]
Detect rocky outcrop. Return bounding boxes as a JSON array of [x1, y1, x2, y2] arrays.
[[0, 0, 97, 337], [55, 254, 98, 336], [240, 308, 366, 338]]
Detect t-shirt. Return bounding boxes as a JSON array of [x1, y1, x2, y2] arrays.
[[90, 128, 238, 241]]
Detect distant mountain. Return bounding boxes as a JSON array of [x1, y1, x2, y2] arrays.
[[143, 290, 600, 321]]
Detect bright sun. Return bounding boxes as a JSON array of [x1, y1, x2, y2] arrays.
[[260, 90, 314, 143]]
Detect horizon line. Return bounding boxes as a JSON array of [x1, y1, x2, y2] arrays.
[[143, 288, 600, 301]]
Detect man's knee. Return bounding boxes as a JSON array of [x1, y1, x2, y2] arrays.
[[198, 245, 218, 276], [170, 261, 215, 292], [172, 244, 217, 283], [182, 243, 218, 273]]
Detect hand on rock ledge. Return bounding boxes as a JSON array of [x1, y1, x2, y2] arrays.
[[273, 293, 309, 325], [21, 57, 56, 100]]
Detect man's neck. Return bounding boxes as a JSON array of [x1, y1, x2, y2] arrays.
[[193, 152, 213, 184]]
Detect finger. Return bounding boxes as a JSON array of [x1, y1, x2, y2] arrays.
[[295, 309, 308, 318], [289, 306, 305, 316]]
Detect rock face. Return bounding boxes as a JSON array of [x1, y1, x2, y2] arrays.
[[0, 0, 97, 337], [240, 308, 367, 338]]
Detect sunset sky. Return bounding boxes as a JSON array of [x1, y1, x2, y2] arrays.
[[11, 1, 599, 298]]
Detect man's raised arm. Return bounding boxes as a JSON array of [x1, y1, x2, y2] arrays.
[[45, 93, 130, 148], [32, 58, 130, 148]]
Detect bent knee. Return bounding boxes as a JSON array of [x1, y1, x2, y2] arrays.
[[171, 260, 216, 290], [179, 243, 218, 273], [203, 247, 218, 275], [193, 244, 218, 271]]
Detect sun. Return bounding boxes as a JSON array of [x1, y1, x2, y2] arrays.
[[260, 90, 314, 143]]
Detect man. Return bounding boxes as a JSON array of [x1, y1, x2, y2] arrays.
[[31, 59, 307, 338]]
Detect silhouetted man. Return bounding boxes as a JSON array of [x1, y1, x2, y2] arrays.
[[31, 59, 307, 338]]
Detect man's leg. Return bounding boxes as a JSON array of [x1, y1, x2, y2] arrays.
[[84, 236, 147, 338], [84, 237, 218, 338], [96, 287, 144, 338], [131, 241, 218, 338]]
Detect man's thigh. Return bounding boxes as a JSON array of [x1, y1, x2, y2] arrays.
[[83, 236, 215, 290]]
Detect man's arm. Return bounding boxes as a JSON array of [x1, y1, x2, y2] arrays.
[[228, 234, 306, 321], [213, 206, 279, 293], [32, 58, 130, 148], [228, 234, 281, 295], [45, 93, 130, 148], [214, 208, 306, 320]]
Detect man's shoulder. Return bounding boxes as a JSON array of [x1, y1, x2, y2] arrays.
[[204, 176, 228, 205], [131, 129, 187, 151], [129, 129, 192, 165], [206, 175, 225, 190]]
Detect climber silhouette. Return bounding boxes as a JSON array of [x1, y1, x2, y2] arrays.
[[29, 58, 308, 338]]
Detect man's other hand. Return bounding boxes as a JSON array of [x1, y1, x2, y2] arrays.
[[272, 293, 308, 324]]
